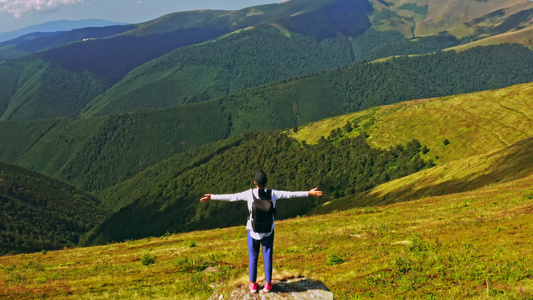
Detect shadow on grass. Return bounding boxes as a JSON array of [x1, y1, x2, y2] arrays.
[[269, 278, 331, 294]]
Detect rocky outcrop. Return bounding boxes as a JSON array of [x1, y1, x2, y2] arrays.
[[209, 277, 334, 300]]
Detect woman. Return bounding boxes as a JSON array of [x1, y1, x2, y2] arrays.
[[200, 169, 323, 293]]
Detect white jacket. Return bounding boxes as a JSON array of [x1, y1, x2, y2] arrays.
[[211, 188, 309, 240]]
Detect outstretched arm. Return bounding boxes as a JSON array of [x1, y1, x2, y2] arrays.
[[200, 194, 211, 202], [200, 190, 250, 202], [309, 187, 323, 197]]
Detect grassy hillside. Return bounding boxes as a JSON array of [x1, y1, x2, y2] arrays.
[[0, 161, 110, 255], [444, 3, 533, 41], [315, 136, 533, 214], [290, 81, 533, 213], [292, 81, 533, 164], [0, 173, 531, 299], [447, 25, 533, 51]]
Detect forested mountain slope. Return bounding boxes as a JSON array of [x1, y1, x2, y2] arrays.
[[83, 0, 533, 117], [0, 161, 110, 255], [1, 44, 532, 194], [79, 26, 358, 117], [80, 131, 433, 246]]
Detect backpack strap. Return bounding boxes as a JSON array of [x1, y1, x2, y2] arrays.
[[252, 188, 272, 201]]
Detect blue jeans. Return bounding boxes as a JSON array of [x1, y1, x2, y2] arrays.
[[248, 230, 274, 283]]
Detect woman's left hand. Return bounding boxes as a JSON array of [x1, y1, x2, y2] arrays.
[[309, 188, 323, 197]]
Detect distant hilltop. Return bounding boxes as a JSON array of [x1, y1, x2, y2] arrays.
[[0, 19, 126, 42]]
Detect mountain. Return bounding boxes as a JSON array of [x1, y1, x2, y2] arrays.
[[77, 0, 533, 118], [0, 0, 374, 121], [1, 0, 533, 121], [371, 0, 533, 38], [80, 79, 533, 246], [0, 19, 125, 43], [1, 44, 532, 195], [0, 161, 110, 255], [0, 1, 532, 295]]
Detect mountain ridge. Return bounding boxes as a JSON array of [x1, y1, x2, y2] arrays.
[[2, 0, 533, 121], [0, 19, 125, 43]]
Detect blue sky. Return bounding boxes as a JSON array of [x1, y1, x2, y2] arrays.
[[0, 0, 282, 33]]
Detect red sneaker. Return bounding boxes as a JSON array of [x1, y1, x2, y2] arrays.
[[249, 282, 258, 293], [263, 282, 273, 292]]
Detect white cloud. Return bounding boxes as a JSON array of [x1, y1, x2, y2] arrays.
[[0, 0, 83, 18]]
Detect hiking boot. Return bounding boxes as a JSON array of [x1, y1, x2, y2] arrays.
[[249, 282, 258, 293], [263, 282, 273, 292]]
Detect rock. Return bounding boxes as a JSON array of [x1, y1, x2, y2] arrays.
[[208, 277, 334, 300], [203, 266, 218, 273]]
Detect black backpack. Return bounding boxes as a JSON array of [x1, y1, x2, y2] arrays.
[[250, 189, 276, 233]]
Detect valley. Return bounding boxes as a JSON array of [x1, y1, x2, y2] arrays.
[[0, 0, 532, 298]]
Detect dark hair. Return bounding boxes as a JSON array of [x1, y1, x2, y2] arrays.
[[255, 169, 269, 198]]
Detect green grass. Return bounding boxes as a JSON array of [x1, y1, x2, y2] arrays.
[[1, 173, 531, 299]]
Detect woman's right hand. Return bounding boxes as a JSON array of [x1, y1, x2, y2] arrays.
[[200, 194, 211, 202]]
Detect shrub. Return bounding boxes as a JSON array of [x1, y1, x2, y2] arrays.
[[327, 253, 345, 266], [141, 253, 156, 266]]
